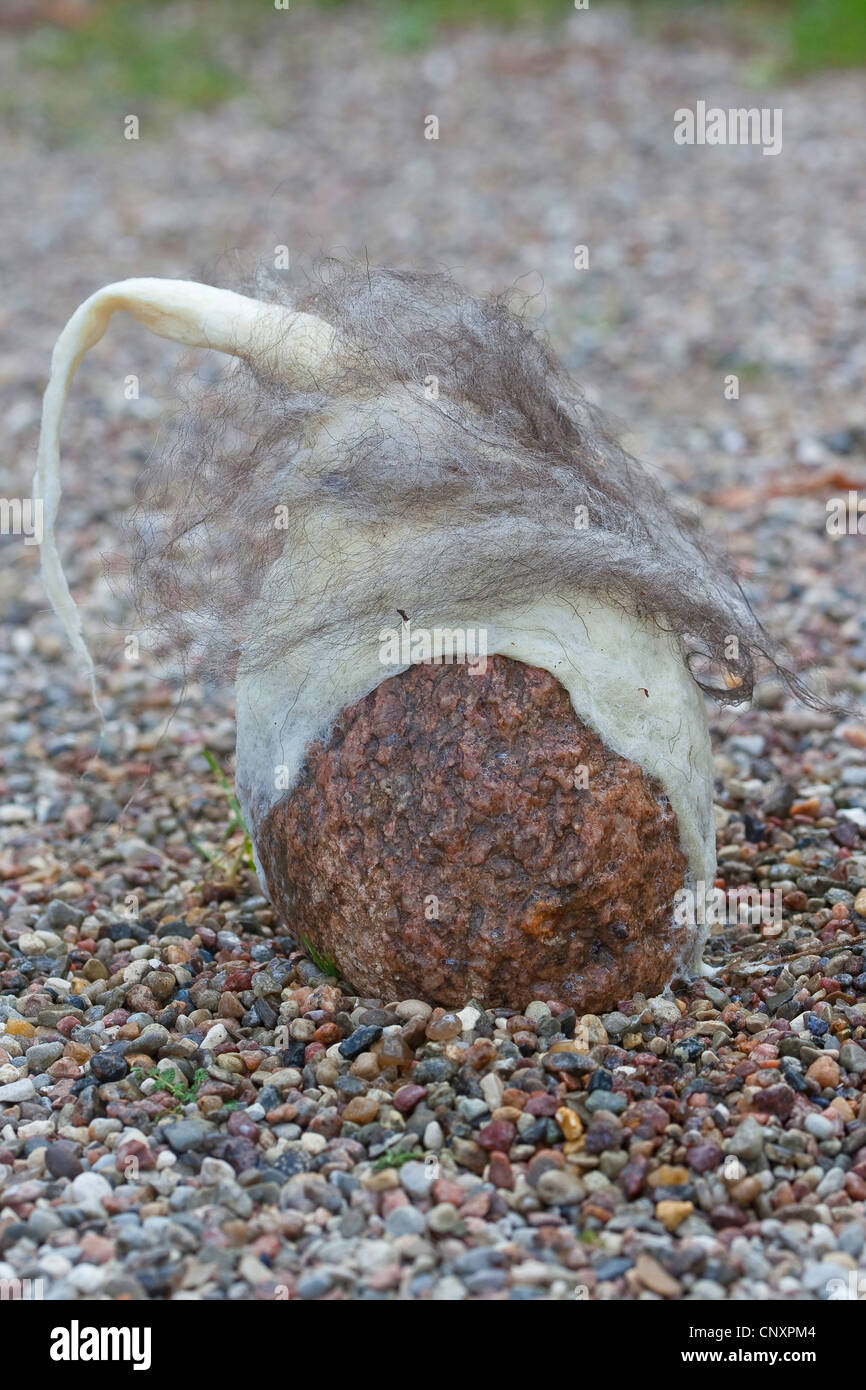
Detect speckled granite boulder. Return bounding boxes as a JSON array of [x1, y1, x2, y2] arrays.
[[256, 655, 690, 1011]]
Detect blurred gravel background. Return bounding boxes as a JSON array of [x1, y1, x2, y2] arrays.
[[2, 0, 866, 1303]]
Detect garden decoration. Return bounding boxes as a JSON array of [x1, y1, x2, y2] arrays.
[[35, 266, 802, 1010]]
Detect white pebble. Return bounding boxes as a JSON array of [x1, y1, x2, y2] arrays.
[[647, 995, 681, 1025], [354, 1240, 393, 1272], [68, 1263, 105, 1294], [200, 1156, 236, 1184], [300, 1132, 326, 1155], [423, 1120, 444, 1150], [68, 1171, 112, 1209], [201, 1023, 230, 1051], [0, 1078, 35, 1102], [480, 1072, 503, 1110]]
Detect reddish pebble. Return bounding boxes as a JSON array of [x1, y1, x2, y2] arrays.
[[476, 1119, 516, 1151], [308, 1109, 341, 1139], [524, 1091, 560, 1117], [488, 1151, 514, 1189], [227, 1110, 259, 1140], [47, 1058, 81, 1079], [622, 1100, 669, 1134], [392, 1084, 426, 1114], [380, 1189, 409, 1216], [463, 1039, 497, 1069], [265, 1104, 297, 1124], [460, 1191, 491, 1218], [115, 1138, 156, 1172], [620, 1154, 648, 1197], [687, 1143, 722, 1173], [79, 1232, 115, 1264], [631, 1052, 659, 1068], [224, 968, 253, 991], [757, 1084, 795, 1117], [709, 1203, 749, 1229], [783, 891, 808, 912], [845, 1173, 866, 1201], [312, 1022, 342, 1046], [432, 1178, 467, 1206]]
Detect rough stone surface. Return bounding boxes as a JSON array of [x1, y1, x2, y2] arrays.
[[258, 656, 689, 1011]]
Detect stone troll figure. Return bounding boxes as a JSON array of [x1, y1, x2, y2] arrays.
[[34, 265, 804, 1013]]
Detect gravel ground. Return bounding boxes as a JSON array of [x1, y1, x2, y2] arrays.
[[2, 4, 866, 1301]]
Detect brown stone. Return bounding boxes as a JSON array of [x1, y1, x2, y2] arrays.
[[144, 970, 176, 1002], [349, 1052, 379, 1081], [487, 1151, 514, 1189], [463, 1039, 497, 1070], [555, 1106, 583, 1141], [425, 1012, 462, 1042], [257, 655, 689, 1012], [633, 1253, 682, 1298], [647, 1164, 690, 1187], [376, 1032, 412, 1071], [656, 1199, 694, 1231], [806, 1055, 841, 1089], [124, 984, 159, 1015], [342, 1095, 380, 1125]]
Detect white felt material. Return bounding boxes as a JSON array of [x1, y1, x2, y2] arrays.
[[33, 278, 335, 694]]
